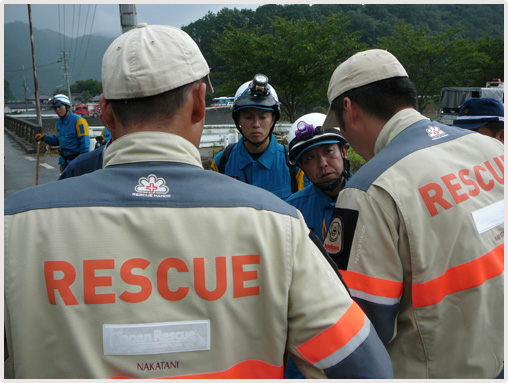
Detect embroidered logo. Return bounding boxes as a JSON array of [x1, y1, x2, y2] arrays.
[[133, 174, 171, 198], [426, 125, 448, 140], [323, 216, 344, 256]]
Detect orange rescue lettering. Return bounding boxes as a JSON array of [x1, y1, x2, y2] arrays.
[[44, 255, 260, 305], [418, 155, 503, 217]]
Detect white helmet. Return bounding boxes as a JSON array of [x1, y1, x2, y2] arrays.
[[288, 113, 348, 165], [49, 94, 71, 108]]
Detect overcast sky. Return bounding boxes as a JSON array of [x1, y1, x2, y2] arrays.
[[3, 3, 262, 37]]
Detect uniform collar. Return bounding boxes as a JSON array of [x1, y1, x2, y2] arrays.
[[374, 108, 428, 156], [103, 131, 203, 169], [237, 134, 278, 170]]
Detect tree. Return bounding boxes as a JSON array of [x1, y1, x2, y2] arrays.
[[474, 33, 504, 85], [70, 79, 102, 98], [212, 13, 367, 122], [375, 21, 489, 112], [5, 79, 18, 102]]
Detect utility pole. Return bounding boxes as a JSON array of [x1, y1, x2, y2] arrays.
[[28, 5, 42, 127], [59, 51, 72, 106], [21, 64, 28, 112], [119, 4, 137, 34]]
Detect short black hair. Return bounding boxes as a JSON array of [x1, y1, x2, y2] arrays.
[[110, 79, 204, 127], [331, 77, 418, 126], [484, 121, 504, 136]]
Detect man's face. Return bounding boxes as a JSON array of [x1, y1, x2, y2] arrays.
[[299, 143, 347, 185], [53, 105, 68, 118], [238, 108, 274, 144]]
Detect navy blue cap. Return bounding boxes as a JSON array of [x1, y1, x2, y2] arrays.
[[453, 97, 504, 130]]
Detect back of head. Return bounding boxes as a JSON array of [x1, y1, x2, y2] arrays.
[[453, 97, 504, 130], [102, 23, 212, 124], [324, 49, 417, 129]]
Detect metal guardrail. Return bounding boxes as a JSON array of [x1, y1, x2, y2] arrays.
[[5, 115, 293, 152]]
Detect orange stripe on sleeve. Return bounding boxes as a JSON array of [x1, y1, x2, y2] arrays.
[[341, 269, 403, 299], [413, 244, 504, 308], [296, 302, 365, 365]]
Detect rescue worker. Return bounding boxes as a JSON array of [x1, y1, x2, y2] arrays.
[[59, 115, 112, 180], [453, 97, 504, 143], [211, 75, 306, 199], [94, 126, 112, 148], [286, 113, 351, 242], [4, 24, 393, 379], [35, 94, 90, 172], [322, 49, 504, 379]]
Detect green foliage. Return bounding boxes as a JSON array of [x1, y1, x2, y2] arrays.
[[70, 79, 102, 97], [347, 147, 366, 171], [212, 13, 367, 122], [474, 34, 504, 85], [375, 21, 490, 112], [4, 79, 18, 102]]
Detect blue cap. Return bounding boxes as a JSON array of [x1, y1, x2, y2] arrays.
[[453, 97, 504, 130]]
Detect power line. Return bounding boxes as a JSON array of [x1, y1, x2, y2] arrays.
[[76, 4, 97, 78]]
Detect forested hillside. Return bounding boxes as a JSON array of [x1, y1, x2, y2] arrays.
[[5, 3, 504, 118]]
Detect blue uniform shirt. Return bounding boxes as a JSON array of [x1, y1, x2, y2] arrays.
[[42, 111, 90, 171], [43, 111, 90, 154], [286, 183, 337, 243], [212, 134, 301, 200]]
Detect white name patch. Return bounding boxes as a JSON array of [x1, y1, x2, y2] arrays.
[[471, 200, 504, 234], [103, 320, 210, 355]]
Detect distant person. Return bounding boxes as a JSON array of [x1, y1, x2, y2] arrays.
[[35, 94, 90, 172], [286, 113, 351, 242], [94, 126, 112, 148], [211, 74, 306, 199], [322, 49, 504, 379], [453, 97, 504, 143], [5, 24, 393, 379], [59, 116, 111, 180]]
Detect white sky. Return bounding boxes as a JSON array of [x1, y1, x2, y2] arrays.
[[2, 3, 263, 37]]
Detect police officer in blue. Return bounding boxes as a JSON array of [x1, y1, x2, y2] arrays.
[[35, 94, 90, 172], [286, 113, 351, 242], [211, 74, 305, 199]]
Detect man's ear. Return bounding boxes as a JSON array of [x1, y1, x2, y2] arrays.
[[342, 97, 358, 126], [191, 82, 207, 124], [99, 94, 117, 133], [496, 128, 504, 144]]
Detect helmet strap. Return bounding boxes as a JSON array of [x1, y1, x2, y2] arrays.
[[314, 156, 351, 196], [315, 176, 343, 195]]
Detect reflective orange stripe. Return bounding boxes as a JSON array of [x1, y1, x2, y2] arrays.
[[413, 244, 504, 308], [296, 302, 365, 364], [341, 269, 403, 298], [112, 360, 284, 379]]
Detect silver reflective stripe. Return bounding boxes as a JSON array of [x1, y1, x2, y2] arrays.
[[314, 317, 370, 370]]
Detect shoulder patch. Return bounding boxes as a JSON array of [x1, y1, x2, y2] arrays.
[[323, 208, 359, 269]]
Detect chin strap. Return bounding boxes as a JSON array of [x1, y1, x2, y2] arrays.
[[314, 156, 351, 195], [243, 134, 271, 147], [315, 176, 343, 194]]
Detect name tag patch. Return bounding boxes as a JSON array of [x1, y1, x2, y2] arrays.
[[103, 320, 210, 355], [471, 200, 504, 234]]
